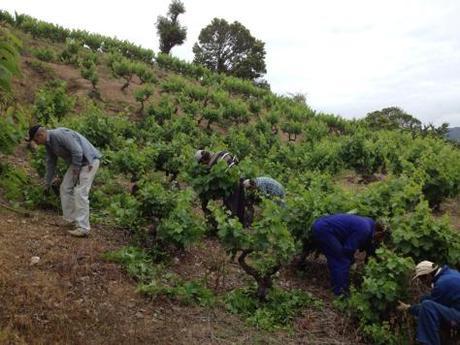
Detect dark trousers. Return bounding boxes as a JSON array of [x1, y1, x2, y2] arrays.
[[411, 300, 460, 345], [312, 224, 352, 295]]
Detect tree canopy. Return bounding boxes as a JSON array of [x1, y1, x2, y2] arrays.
[[155, 0, 187, 54], [365, 107, 422, 131], [193, 18, 266, 81]]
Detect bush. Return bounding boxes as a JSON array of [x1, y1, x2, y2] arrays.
[[33, 80, 75, 124], [32, 48, 55, 62], [391, 200, 460, 265], [339, 248, 414, 345], [134, 84, 154, 113], [226, 286, 320, 330], [211, 199, 296, 300], [156, 190, 206, 249], [0, 106, 28, 154], [60, 38, 81, 65]]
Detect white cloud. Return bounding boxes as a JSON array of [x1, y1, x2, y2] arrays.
[[3, 0, 460, 126]]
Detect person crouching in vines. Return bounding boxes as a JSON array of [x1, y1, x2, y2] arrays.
[[310, 214, 388, 296]]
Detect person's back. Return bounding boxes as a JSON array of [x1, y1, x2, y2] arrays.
[[430, 267, 460, 309], [312, 213, 378, 295], [208, 150, 238, 169], [254, 176, 285, 198], [47, 128, 101, 166], [314, 214, 375, 246]]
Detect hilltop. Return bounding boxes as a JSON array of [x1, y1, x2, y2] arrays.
[[448, 127, 460, 142], [1, 11, 460, 345]]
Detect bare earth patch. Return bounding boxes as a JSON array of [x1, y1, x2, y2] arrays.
[[0, 209, 366, 345]]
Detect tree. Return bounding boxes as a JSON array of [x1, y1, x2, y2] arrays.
[[80, 51, 99, 98], [155, 0, 187, 54], [365, 107, 422, 132], [193, 18, 267, 81]]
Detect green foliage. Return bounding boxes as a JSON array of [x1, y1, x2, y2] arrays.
[[391, 200, 460, 265], [0, 163, 28, 201], [222, 98, 250, 124], [134, 84, 154, 113], [10, 11, 153, 62], [0, 106, 28, 154], [64, 104, 136, 149], [33, 80, 75, 124], [156, 190, 206, 249], [104, 246, 156, 281], [193, 18, 267, 80], [211, 199, 295, 300], [281, 120, 302, 141], [226, 286, 320, 330], [354, 176, 423, 219], [338, 248, 414, 345], [32, 47, 55, 62], [133, 63, 156, 84], [0, 28, 21, 93], [79, 51, 99, 92], [110, 56, 135, 91], [285, 173, 352, 244], [365, 106, 421, 132], [341, 130, 385, 179], [106, 246, 214, 306], [188, 160, 240, 204], [146, 96, 175, 125], [60, 38, 81, 65], [138, 279, 214, 306], [156, 0, 187, 54]]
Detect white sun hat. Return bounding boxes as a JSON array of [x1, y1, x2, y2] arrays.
[[195, 150, 205, 162], [413, 260, 438, 280]]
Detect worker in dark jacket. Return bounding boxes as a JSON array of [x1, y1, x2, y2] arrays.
[[312, 214, 386, 295], [398, 261, 460, 345], [195, 149, 239, 169], [194, 149, 244, 224]]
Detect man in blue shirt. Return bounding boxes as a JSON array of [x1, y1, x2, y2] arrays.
[[28, 125, 101, 237], [312, 214, 386, 295], [398, 261, 460, 345]]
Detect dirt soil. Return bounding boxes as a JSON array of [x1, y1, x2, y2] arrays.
[[0, 208, 366, 345]]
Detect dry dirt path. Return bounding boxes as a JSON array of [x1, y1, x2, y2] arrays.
[[0, 209, 363, 345]]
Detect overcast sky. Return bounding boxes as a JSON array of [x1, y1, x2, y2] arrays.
[[3, 0, 460, 126]]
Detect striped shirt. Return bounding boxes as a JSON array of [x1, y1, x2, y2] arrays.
[[254, 177, 285, 198]]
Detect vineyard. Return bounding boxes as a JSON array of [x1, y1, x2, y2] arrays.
[[1, 11, 460, 345]]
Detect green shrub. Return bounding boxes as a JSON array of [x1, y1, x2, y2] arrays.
[[338, 248, 414, 345], [33, 80, 75, 124], [226, 286, 320, 330], [211, 199, 296, 300], [222, 99, 249, 124], [32, 48, 55, 62], [0, 163, 28, 201], [391, 200, 460, 265], [0, 106, 28, 154], [355, 176, 423, 219], [155, 189, 205, 248], [134, 84, 154, 113], [60, 38, 81, 65]]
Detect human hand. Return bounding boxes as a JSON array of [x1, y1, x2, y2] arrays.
[[397, 301, 410, 312]]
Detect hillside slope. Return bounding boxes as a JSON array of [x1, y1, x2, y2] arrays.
[[2, 11, 460, 345]]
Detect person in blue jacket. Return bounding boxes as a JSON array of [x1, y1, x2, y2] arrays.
[[312, 214, 386, 295], [398, 261, 460, 345]]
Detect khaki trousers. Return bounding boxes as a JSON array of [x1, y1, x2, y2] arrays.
[[60, 160, 100, 232]]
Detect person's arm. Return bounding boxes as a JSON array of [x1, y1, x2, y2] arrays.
[[45, 147, 57, 187], [342, 231, 363, 257]]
